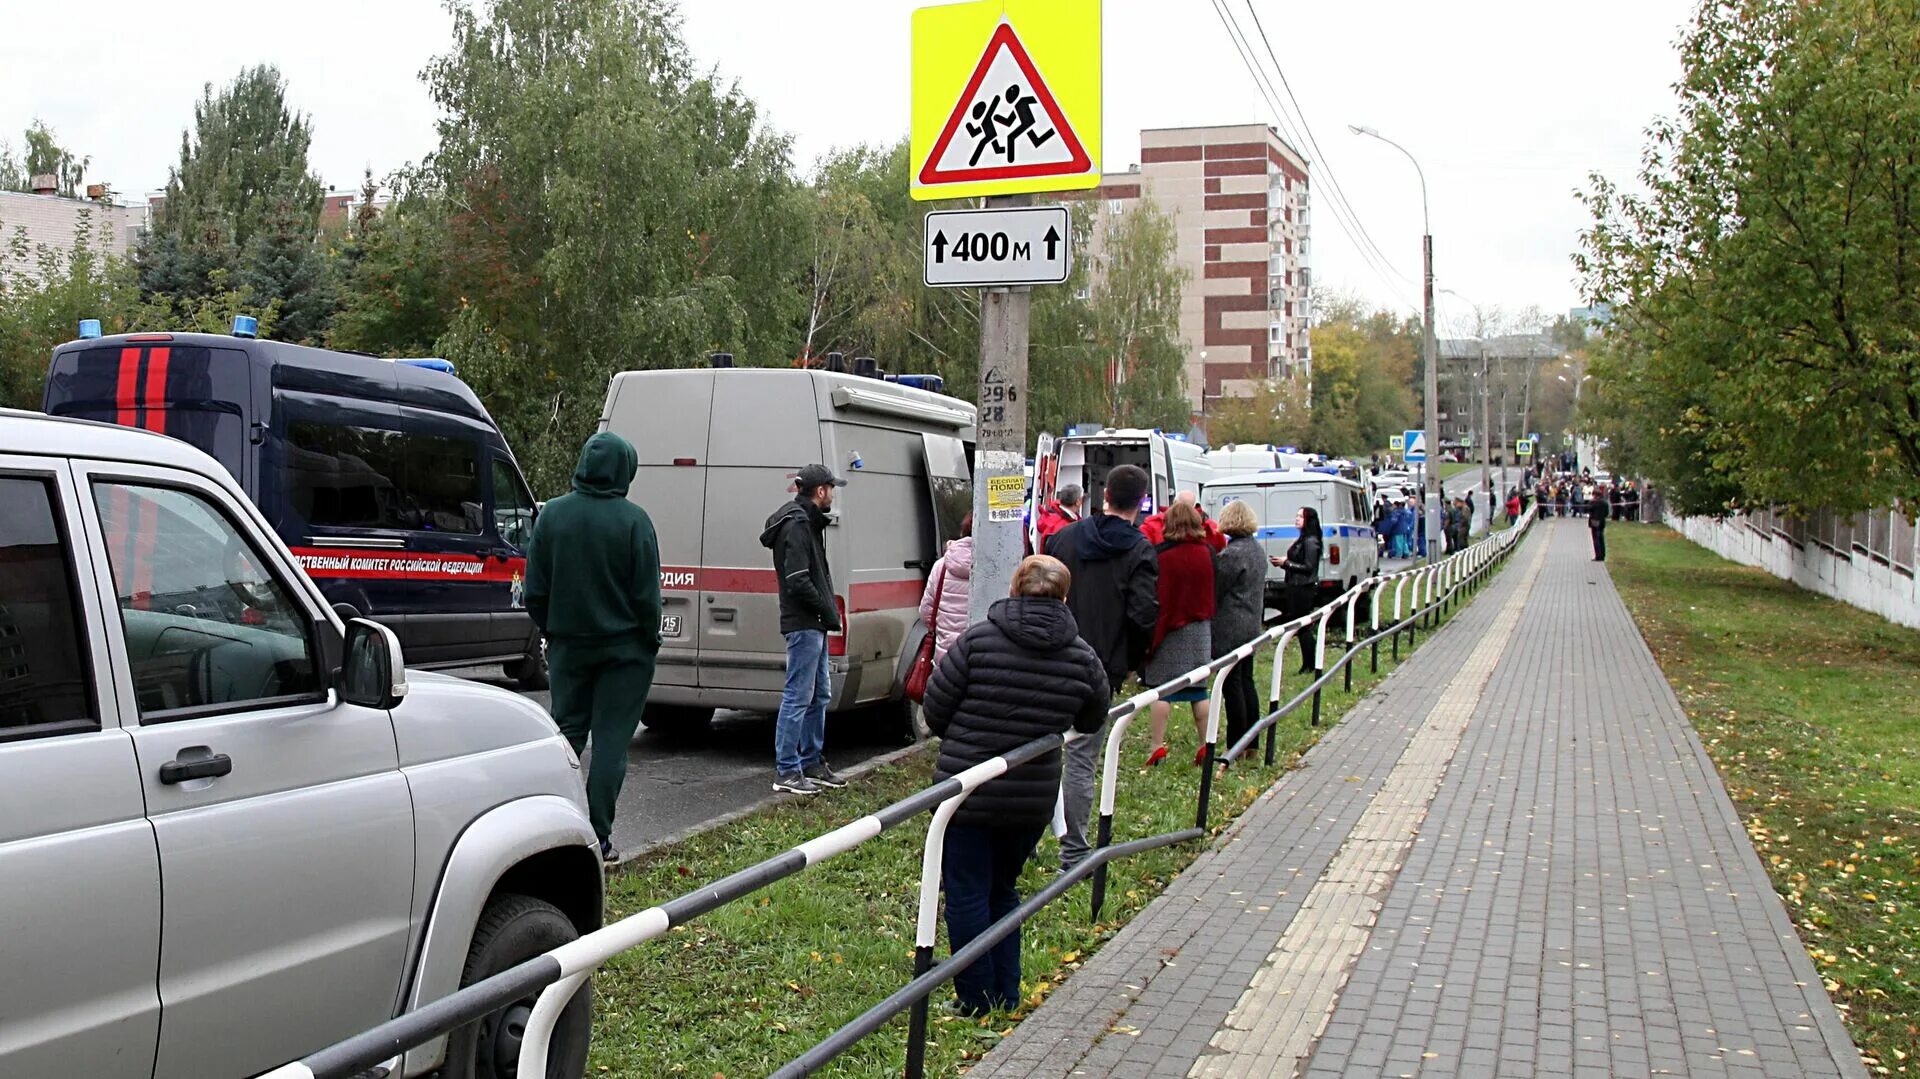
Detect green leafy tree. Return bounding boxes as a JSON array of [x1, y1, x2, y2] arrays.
[[329, 171, 453, 357], [1083, 197, 1189, 431], [1578, 0, 1920, 515], [139, 66, 328, 339], [423, 0, 810, 491], [0, 121, 89, 196], [1206, 376, 1312, 447]]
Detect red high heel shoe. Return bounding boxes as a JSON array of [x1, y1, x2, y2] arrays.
[[1146, 745, 1169, 767], [1193, 746, 1209, 766]]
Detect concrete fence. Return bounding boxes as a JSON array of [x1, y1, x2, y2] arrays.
[[1665, 505, 1920, 630]]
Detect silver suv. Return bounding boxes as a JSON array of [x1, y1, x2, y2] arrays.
[[0, 411, 600, 1079]]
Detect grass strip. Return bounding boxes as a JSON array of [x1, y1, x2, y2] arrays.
[[585, 569, 1505, 1077], [1608, 526, 1920, 1077]]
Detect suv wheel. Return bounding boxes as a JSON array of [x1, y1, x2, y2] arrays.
[[642, 704, 714, 738], [442, 894, 589, 1079], [511, 638, 549, 691]]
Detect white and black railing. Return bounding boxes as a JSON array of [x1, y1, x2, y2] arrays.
[[259, 509, 1534, 1079]]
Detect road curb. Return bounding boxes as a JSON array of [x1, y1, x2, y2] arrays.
[[608, 738, 936, 871]]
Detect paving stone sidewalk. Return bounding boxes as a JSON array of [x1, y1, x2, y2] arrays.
[[967, 522, 1863, 1079]]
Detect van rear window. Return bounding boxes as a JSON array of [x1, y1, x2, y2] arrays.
[[286, 422, 482, 534]]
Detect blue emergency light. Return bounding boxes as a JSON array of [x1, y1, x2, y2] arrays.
[[77, 319, 102, 339], [893, 374, 945, 393], [232, 315, 259, 338], [397, 357, 458, 375]]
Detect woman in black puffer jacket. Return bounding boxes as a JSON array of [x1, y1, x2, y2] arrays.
[[922, 555, 1110, 1016]]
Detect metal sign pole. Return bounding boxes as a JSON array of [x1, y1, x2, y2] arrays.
[[969, 193, 1033, 623]]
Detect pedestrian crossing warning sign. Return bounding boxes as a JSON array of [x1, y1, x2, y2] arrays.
[[912, 0, 1101, 201]]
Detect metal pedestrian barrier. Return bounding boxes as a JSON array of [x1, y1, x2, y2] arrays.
[[258, 509, 1534, 1079]]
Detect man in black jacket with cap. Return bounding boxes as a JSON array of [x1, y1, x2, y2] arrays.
[[1588, 486, 1610, 561], [761, 463, 849, 795], [1044, 463, 1159, 872]]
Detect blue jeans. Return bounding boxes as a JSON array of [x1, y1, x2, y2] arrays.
[[776, 629, 831, 776], [944, 823, 1044, 1014]]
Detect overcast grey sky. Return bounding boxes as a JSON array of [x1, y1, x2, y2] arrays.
[[0, 0, 1688, 329]]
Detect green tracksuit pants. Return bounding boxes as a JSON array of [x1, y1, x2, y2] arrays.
[[547, 637, 658, 843]]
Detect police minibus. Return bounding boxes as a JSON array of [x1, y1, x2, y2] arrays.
[[1200, 470, 1379, 608], [43, 321, 548, 686]]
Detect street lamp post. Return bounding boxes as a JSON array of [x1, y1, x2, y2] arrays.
[[1351, 124, 1438, 561]]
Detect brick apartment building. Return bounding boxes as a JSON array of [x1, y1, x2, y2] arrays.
[[1081, 124, 1312, 423], [0, 181, 145, 283]]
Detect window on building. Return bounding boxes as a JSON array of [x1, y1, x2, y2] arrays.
[[1108, 199, 1124, 216]]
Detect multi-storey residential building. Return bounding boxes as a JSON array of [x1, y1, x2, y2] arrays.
[[0, 181, 144, 282], [1436, 331, 1558, 456], [1079, 123, 1312, 424]]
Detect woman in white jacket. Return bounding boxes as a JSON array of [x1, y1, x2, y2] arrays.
[[918, 514, 975, 664]]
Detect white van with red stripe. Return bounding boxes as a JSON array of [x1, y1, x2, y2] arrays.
[[599, 358, 975, 734]]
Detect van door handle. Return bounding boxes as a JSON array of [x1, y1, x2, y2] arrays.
[[159, 751, 233, 785]]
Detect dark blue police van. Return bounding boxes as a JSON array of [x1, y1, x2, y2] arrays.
[[43, 323, 548, 687]]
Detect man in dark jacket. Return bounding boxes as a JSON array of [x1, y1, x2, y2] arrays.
[[1588, 487, 1610, 561], [760, 464, 848, 795], [1044, 463, 1158, 873], [922, 554, 1108, 1015], [526, 432, 662, 863]]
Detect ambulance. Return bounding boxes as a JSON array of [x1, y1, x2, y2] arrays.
[[42, 323, 548, 686], [1028, 427, 1213, 550], [599, 358, 975, 735]]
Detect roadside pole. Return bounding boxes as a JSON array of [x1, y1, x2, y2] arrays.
[[969, 194, 1033, 623], [1479, 343, 1491, 525]]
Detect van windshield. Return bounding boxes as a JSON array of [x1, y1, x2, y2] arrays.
[[287, 422, 482, 533]]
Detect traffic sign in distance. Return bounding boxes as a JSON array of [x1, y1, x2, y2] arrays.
[[924, 206, 1071, 288], [911, 0, 1101, 201], [1516, 439, 1533, 457], [1403, 429, 1428, 463], [1389, 434, 1405, 453]]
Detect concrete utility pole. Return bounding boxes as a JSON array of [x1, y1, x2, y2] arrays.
[[968, 194, 1031, 624], [1479, 342, 1491, 522], [1351, 125, 1442, 563]]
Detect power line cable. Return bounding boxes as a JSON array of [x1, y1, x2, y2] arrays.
[[1210, 0, 1424, 317], [1240, 0, 1420, 292]]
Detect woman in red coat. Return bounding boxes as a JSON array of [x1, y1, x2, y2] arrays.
[[1143, 501, 1216, 766]]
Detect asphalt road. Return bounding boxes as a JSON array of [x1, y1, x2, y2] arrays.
[[448, 665, 913, 857]]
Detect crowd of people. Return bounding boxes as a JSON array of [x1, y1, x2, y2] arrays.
[[528, 434, 1644, 1019]]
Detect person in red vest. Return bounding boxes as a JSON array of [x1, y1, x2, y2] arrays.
[[1141, 490, 1228, 553], [1034, 484, 1084, 553]]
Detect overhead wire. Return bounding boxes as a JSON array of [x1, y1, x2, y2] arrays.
[[1240, 0, 1420, 293], [1205, 0, 1422, 316]]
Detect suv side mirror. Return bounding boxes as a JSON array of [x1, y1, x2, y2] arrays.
[[341, 618, 409, 709]]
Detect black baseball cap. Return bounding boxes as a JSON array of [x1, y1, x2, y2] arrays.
[[796, 463, 847, 490]]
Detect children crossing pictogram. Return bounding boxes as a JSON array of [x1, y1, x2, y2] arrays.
[[919, 22, 1091, 186]]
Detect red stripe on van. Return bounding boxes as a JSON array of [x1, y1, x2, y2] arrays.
[[142, 348, 170, 433], [114, 347, 140, 427], [850, 579, 925, 612], [658, 566, 779, 593], [658, 566, 924, 612], [289, 547, 525, 583]]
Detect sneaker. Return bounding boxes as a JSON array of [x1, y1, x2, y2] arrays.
[[804, 761, 848, 789], [774, 772, 821, 795], [599, 838, 619, 864]]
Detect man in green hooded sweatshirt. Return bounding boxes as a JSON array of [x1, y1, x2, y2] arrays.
[[526, 432, 662, 863]]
